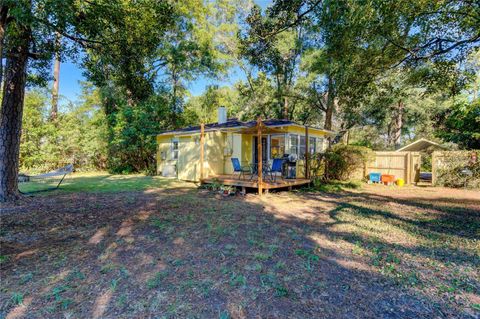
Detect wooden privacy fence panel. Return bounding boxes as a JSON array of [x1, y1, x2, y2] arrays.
[[363, 151, 420, 184]]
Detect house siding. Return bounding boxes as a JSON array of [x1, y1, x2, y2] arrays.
[[177, 136, 200, 181], [205, 131, 224, 177], [157, 124, 332, 182]]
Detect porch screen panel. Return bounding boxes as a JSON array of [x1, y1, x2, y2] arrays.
[[309, 137, 316, 154], [317, 137, 325, 152], [299, 136, 306, 158], [289, 134, 298, 155], [270, 135, 285, 158]]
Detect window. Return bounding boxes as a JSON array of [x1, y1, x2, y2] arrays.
[[309, 137, 316, 154], [160, 151, 167, 160], [270, 135, 285, 159], [172, 140, 179, 160], [289, 134, 298, 155], [299, 136, 306, 158], [317, 137, 325, 152]]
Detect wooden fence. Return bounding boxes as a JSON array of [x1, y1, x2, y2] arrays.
[[361, 151, 421, 184]]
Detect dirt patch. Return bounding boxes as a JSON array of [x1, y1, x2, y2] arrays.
[[0, 185, 479, 318]]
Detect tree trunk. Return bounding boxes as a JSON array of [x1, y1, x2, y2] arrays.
[[0, 27, 30, 202], [393, 100, 403, 148], [51, 33, 61, 120], [283, 95, 288, 120], [0, 6, 8, 88], [324, 75, 334, 131]]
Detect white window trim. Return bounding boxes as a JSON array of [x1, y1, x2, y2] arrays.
[[288, 134, 299, 156], [171, 138, 179, 161]]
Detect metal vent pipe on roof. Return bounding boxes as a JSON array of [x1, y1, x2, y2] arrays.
[[218, 107, 227, 124]]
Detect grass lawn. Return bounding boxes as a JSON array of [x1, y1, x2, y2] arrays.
[[18, 172, 187, 194], [1, 172, 479, 318]]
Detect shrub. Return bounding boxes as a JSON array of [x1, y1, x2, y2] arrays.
[[323, 144, 373, 181], [305, 144, 373, 182], [435, 151, 480, 188]]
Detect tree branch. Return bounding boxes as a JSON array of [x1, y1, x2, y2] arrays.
[[258, 0, 323, 40]]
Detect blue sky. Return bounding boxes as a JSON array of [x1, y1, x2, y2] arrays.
[[57, 0, 272, 103]]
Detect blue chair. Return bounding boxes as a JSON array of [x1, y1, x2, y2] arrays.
[[266, 158, 284, 182], [231, 158, 251, 180]]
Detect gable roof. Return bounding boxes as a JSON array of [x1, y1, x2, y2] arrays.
[[157, 119, 335, 136], [396, 138, 448, 152]]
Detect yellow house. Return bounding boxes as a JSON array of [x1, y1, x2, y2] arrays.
[[156, 109, 335, 182]]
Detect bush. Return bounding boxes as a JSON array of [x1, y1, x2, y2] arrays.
[[324, 144, 374, 181], [306, 144, 373, 182], [435, 151, 480, 188]]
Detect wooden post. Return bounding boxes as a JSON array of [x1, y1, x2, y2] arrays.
[[305, 126, 309, 179], [431, 152, 436, 186], [257, 117, 263, 196], [200, 123, 205, 180], [406, 152, 411, 184]]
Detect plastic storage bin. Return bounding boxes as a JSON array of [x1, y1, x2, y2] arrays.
[[381, 174, 395, 185], [369, 173, 381, 183]]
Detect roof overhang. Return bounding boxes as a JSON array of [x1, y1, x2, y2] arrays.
[[157, 123, 336, 137], [157, 126, 251, 137], [396, 138, 448, 152]]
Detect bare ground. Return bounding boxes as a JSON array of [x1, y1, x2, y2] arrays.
[[0, 184, 479, 318]]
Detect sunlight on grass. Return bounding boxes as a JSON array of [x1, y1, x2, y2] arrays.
[[18, 171, 192, 194]]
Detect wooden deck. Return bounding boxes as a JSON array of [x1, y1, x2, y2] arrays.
[[200, 174, 311, 191]]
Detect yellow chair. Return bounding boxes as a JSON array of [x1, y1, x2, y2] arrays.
[[396, 178, 405, 187]]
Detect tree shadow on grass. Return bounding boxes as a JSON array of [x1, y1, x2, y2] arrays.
[[0, 187, 478, 318], [302, 190, 480, 240], [295, 190, 479, 270]]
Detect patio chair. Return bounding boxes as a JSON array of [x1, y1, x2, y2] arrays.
[[266, 158, 284, 182], [231, 158, 251, 180]]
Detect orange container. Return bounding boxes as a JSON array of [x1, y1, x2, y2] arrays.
[[381, 175, 395, 184]]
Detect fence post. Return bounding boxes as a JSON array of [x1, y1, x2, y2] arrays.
[[431, 152, 436, 186], [257, 117, 263, 196], [200, 123, 205, 180], [305, 126, 309, 179], [406, 152, 411, 184]]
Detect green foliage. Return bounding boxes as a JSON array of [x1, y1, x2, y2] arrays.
[[103, 91, 172, 174], [11, 0, 480, 179], [183, 85, 240, 124], [435, 151, 480, 188], [323, 144, 373, 181], [434, 99, 480, 150], [295, 248, 320, 271], [0, 255, 9, 264], [10, 292, 24, 306], [229, 272, 246, 287], [83, 1, 247, 173], [310, 180, 362, 193], [20, 86, 107, 173], [146, 271, 168, 289]]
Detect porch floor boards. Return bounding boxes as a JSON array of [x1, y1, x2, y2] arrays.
[[200, 174, 311, 190]]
